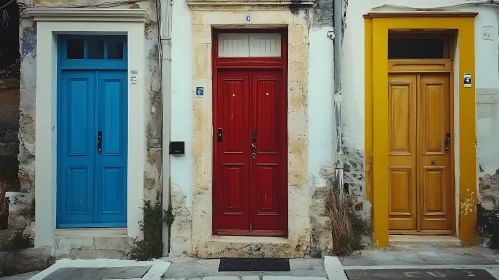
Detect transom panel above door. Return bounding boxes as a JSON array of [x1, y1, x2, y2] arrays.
[[57, 35, 128, 228]]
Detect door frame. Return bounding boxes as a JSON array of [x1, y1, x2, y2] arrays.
[[364, 12, 478, 247], [211, 28, 289, 237], [56, 35, 129, 228]]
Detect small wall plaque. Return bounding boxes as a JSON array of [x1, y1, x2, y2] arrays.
[[464, 73, 472, 88], [196, 86, 204, 98]]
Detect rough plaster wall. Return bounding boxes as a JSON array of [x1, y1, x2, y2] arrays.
[[478, 170, 499, 247], [342, 127, 371, 225], [169, 184, 192, 256], [9, 15, 38, 240], [312, 0, 332, 27], [18, 17, 36, 194], [143, 11, 162, 204], [15, 0, 162, 256], [479, 171, 499, 213], [0, 79, 21, 192]]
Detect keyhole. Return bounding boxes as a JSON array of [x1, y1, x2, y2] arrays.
[[431, 160, 436, 165]]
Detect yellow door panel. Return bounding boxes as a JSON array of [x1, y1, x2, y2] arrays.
[[388, 74, 417, 231], [418, 73, 452, 232]]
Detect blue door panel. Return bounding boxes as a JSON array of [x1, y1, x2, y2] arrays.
[[58, 71, 96, 226], [95, 71, 127, 225], [57, 36, 128, 228], [100, 74, 125, 155]]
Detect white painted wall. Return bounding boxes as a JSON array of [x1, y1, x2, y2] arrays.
[[308, 26, 335, 188], [170, 0, 194, 206], [343, 0, 499, 178]]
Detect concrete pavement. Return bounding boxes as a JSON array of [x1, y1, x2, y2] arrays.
[[2, 243, 499, 280]]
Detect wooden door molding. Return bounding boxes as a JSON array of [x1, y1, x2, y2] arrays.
[[212, 29, 288, 237], [417, 73, 453, 234], [387, 73, 418, 232], [365, 16, 477, 247]]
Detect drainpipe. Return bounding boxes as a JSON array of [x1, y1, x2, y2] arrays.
[[161, 0, 173, 256], [333, 0, 343, 196]]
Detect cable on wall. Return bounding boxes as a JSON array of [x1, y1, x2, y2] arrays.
[[0, 0, 13, 29]]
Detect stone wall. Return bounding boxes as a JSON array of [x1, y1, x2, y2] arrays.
[[0, 78, 20, 192], [478, 169, 499, 248]]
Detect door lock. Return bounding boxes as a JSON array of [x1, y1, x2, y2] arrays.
[[97, 131, 102, 154], [444, 132, 450, 153], [217, 128, 223, 142]]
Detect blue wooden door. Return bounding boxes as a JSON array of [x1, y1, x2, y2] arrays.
[[57, 36, 128, 228]]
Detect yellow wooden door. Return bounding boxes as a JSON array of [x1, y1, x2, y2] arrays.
[[388, 72, 453, 233]]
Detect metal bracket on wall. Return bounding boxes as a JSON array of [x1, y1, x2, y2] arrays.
[[327, 30, 335, 40]]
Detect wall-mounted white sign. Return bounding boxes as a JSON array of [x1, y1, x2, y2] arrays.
[[130, 70, 138, 85], [482, 26, 493, 41]]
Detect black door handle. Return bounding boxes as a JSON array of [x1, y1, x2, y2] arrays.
[[217, 128, 223, 142], [98, 131, 102, 154]]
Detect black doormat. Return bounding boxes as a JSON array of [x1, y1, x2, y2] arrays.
[[345, 269, 496, 280], [218, 258, 290, 271]]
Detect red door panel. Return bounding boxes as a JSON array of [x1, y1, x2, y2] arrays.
[[251, 70, 285, 233], [215, 70, 250, 231]]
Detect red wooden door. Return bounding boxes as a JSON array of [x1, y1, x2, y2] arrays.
[[214, 69, 286, 236]]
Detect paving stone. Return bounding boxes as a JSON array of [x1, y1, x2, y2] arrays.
[[345, 269, 497, 280], [0, 271, 39, 280], [102, 266, 151, 279], [360, 251, 397, 261], [203, 277, 241, 280], [341, 247, 499, 267], [289, 259, 324, 271], [417, 251, 440, 258], [43, 266, 152, 280], [44, 268, 109, 280], [262, 277, 327, 280]]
